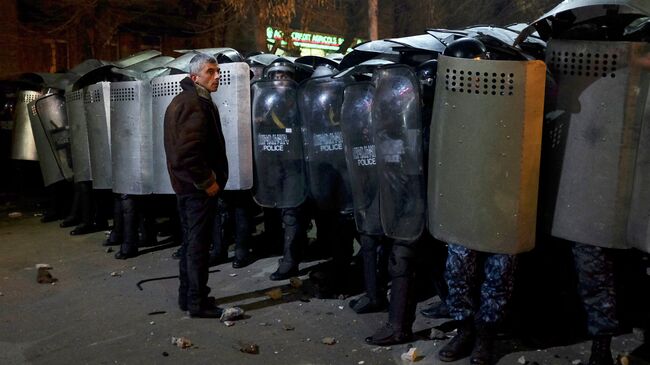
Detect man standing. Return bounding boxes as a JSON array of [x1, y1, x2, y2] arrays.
[[164, 53, 228, 318]]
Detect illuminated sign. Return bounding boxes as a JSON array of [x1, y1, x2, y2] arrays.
[[266, 27, 363, 52]]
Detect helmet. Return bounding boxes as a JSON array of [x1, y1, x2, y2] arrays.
[[415, 59, 438, 88], [443, 37, 487, 59], [264, 61, 295, 81]]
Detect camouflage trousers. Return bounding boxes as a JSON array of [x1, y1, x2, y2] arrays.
[[445, 243, 517, 324], [572, 242, 619, 336]]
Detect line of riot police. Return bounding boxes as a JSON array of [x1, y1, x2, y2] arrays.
[[7, 1, 650, 364]]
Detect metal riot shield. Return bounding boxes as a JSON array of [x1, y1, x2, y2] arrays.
[[211, 62, 253, 190], [11, 90, 41, 161], [372, 65, 426, 241], [27, 95, 73, 186], [429, 55, 546, 254], [546, 40, 650, 249], [251, 79, 307, 208], [84, 82, 112, 189], [65, 88, 93, 182], [151, 74, 185, 194], [629, 74, 650, 254], [340, 81, 383, 235], [299, 76, 354, 213], [110, 81, 153, 195]]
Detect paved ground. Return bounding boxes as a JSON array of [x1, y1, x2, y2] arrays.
[[0, 209, 648, 365]]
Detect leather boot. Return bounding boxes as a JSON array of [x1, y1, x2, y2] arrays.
[[439, 320, 476, 362], [470, 322, 494, 365], [588, 336, 614, 365]]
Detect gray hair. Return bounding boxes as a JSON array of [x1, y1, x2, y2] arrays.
[[188, 53, 218, 76]]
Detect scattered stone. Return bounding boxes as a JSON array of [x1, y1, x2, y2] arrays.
[[258, 322, 271, 327], [35, 263, 52, 270], [518, 356, 527, 364], [110, 271, 122, 277], [429, 328, 446, 340], [289, 277, 302, 288], [338, 306, 344, 310], [33, 213, 43, 217], [401, 347, 420, 362], [36, 267, 57, 284], [322, 337, 337, 345], [283, 324, 295, 331], [240, 343, 259, 354], [265, 288, 283, 300], [8, 212, 22, 219], [571, 360, 582, 365], [358, 361, 365, 365], [223, 321, 235, 327], [131, 266, 136, 270], [0, 292, 3, 296], [149, 321, 155, 325], [105, 247, 114, 253], [171, 336, 192, 349], [220, 307, 245, 321], [162, 352, 169, 357], [229, 273, 237, 277]]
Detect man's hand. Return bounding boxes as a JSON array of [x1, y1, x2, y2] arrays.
[[205, 181, 220, 197]]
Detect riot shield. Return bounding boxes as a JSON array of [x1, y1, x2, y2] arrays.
[[251, 79, 307, 208], [629, 73, 650, 254], [211, 62, 253, 190], [151, 74, 184, 194], [428, 55, 545, 254], [11, 90, 41, 161], [546, 40, 650, 249], [84, 82, 112, 189], [110, 81, 153, 195], [340, 81, 383, 235], [299, 76, 354, 213], [27, 94, 73, 186], [372, 65, 426, 241], [65, 88, 93, 182]]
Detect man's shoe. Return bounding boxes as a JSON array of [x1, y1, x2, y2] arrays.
[[349, 295, 387, 314], [439, 320, 476, 362], [59, 216, 79, 228], [114, 250, 138, 260], [188, 307, 223, 319], [270, 265, 298, 281], [470, 324, 494, 365], [589, 336, 614, 365], [420, 301, 451, 319], [232, 256, 254, 269], [70, 223, 98, 235], [364, 323, 413, 346]]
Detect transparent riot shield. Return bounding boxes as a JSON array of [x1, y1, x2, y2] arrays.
[[11, 90, 41, 161], [428, 55, 545, 254], [211, 62, 253, 191], [84, 82, 112, 189], [340, 81, 383, 235], [629, 74, 650, 254], [110, 81, 153, 195], [251, 79, 307, 208], [299, 76, 354, 213], [372, 65, 426, 241], [546, 40, 650, 249], [65, 88, 93, 182], [28, 94, 73, 186]]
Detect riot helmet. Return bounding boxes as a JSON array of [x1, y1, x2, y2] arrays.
[[443, 37, 488, 60], [264, 62, 295, 81], [415, 59, 438, 103]]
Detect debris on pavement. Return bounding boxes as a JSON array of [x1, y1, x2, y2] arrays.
[[110, 271, 122, 277], [220, 307, 245, 321], [289, 277, 302, 288], [265, 288, 283, 300], [229, 273, 237, 277], [518, 356, 527, 364], [571, 360, 582, 365], [36, 266, 57, 284], [8, 212, 23, 218], [321, 337, 337, 345], [401, 347, 421, 362], [171, 336, 192, 349], [162, 352, 169, 357], [282, 324, 295, 331], [240, 343, 259, 354], [223, 321, 235, 327]]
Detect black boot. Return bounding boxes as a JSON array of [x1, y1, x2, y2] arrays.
[[365, 275, 416, 345], [349, 294, 387, 314], [589, 336, 614, 365], [470, 322, 494, 365], [270, 259, 298, 281], [420, 301, 451, 319], [365, 322, 413, 346], [439, 320, 476, 362]]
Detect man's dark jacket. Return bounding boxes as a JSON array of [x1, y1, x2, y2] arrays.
[[164, 77, 228, 195]]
